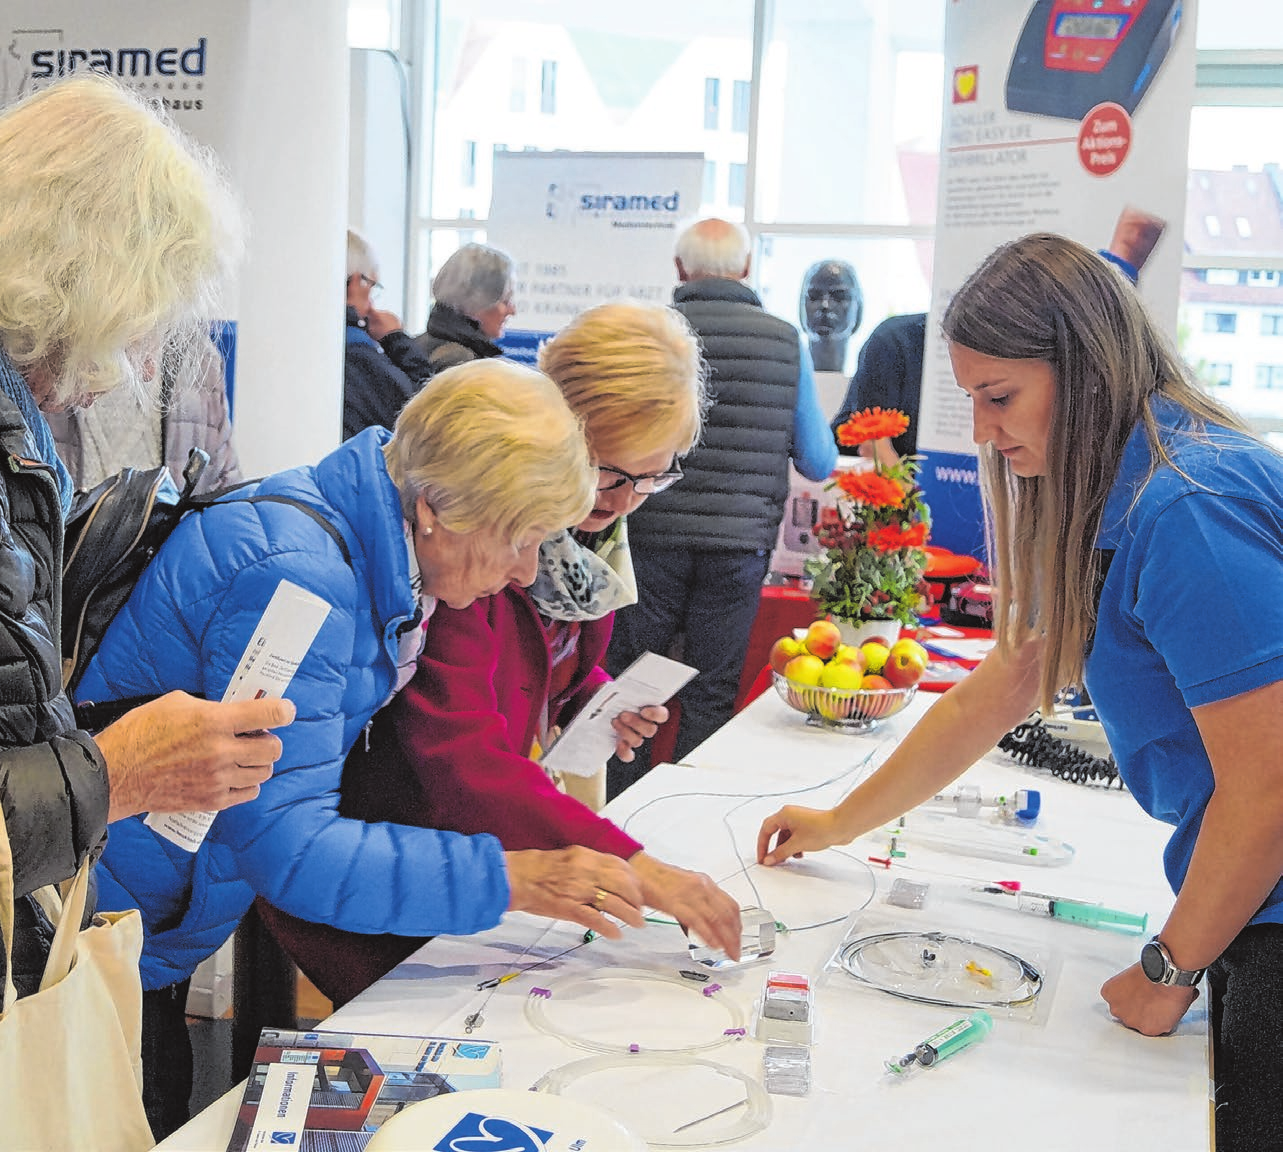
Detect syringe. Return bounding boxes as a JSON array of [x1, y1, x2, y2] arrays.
[[917, 783, 1040, 824], [966, 880, 1148, 934], [886, 1011, 993, 1076]]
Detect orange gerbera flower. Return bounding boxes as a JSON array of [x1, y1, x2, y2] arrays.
[[834, 470, 905, 508], [836, 407, 911, 447], [868, 522, 929, 552]]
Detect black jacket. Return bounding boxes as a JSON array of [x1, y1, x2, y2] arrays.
[[626, 278, 800, 553], [342, 307, 436, 440], [412, 303, 502, 372], [0, 386, 110, 996]]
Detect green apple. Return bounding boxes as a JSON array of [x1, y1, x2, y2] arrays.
[[860, 641, 891, 675], [819, 660, 864, 691]]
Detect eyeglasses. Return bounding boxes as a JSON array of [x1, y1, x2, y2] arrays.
[[359, 273, 383, 297], [596, 459, 684, 495]]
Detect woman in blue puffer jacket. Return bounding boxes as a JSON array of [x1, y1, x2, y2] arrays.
[[77, 359, 647, 1139]]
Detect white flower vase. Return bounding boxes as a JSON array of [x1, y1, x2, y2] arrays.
[[832, 617, 901, 648]]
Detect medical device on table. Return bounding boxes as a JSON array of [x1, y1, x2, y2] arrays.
[[965, 880, 1148, 934], [886, 1011, 994, 1076], [917, 784, 1040, 824]]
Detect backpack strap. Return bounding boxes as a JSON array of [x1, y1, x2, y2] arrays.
[[240, 494, 353, 566], [73, 494, 353, 733]]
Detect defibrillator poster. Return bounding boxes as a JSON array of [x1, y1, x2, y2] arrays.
[[917, 0, 1198, 555]]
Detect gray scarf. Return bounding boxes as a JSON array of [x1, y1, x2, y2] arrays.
[[527, 517, 638, 622]]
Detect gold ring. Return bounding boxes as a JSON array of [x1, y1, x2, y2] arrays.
[[593, 888, 609, 909]]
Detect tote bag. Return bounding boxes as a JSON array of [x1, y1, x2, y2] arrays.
[[0, 805, 153, 1152]]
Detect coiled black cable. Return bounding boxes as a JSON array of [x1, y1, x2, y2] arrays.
[[997, 716, 1124, 789]]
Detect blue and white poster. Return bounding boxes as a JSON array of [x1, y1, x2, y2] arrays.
[[486, 150, 704, 362], [918, 0, 1197, 556]]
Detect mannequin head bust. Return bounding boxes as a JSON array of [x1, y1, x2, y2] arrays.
[[799, 260, 862, 371]]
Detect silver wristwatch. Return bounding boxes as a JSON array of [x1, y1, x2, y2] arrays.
[[1139, 937, 1205, 987]]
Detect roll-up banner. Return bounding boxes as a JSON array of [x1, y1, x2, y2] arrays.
[[918, 0, 1198, 556], [1, 3, 251, 399], [486, 150, 704, 362]]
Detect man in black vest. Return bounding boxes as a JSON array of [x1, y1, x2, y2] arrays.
[[606, 218, 837, 798]]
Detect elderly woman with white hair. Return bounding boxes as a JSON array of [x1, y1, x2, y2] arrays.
[[78, 357, 647, 1139], [0, 73, 294, 1145], [413, 242, 517, 370]]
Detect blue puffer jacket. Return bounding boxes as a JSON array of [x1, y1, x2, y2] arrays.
[[77, 428, 510, 990]]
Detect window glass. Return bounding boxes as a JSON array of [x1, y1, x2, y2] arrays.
[[349, 0, 400, 49], [754, 234, 933, 380], [704, 77, 721, 130], [426, 2, 755, 221], [1195, 2, 1283, 49], [732, 79, 751, 133], [1256, 364, 1283, 390], [1181, 105, 1283, 431], [754, 4, 943, 225]]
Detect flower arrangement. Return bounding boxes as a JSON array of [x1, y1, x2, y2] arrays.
[[807, 407, 932, 627]]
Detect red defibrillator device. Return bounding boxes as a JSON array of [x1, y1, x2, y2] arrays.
[[1005, 0, 1182, 120]]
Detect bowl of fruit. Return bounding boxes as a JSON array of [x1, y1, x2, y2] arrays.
[[769, 620, 926, 732]]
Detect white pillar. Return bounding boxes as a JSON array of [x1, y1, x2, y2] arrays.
[[232, 0, 350, 475]]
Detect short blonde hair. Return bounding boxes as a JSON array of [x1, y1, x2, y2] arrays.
[[0, 75, 240, 405], [537, 302, 707, 461], [383, 359, 595, 542]]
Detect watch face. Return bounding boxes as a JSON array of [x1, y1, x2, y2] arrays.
[[1140, 941, 1167, 982]]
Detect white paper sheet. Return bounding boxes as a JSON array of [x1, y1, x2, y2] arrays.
[[540, 651, 697, 777], [145, 579, 332, 851]]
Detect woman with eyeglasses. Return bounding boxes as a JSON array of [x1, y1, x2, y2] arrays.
[[343, 228, 439, 440], [258, 302, 745, 1008]]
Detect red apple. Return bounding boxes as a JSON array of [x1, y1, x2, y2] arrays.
[[858, 673, 895, 718], [802, 619, 842, 661], [769, 635, 803, 675], [830, 644, 868, 674], [885, 640, 928, 688], [860, 641, 891, 676]]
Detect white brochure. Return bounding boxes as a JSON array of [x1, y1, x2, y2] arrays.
[[145, 579, 332, 851], [540, 651, 697, 778]]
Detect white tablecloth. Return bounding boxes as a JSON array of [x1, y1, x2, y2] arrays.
[[160, 690, 1209, 1150]]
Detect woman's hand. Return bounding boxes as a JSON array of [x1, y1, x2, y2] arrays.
[[756, 805, 848, 866], [505, 846, 645, 939], [1101, 963, 1199, 1037], [96, 692, 295, 822], [630, 851, 743, 961], [611, 705, 667, 762]]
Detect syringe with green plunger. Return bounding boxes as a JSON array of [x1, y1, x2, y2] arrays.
[[885, 1011, 993, 1076]]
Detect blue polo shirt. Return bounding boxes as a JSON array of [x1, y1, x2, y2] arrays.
[[1084, 397, 1283, 925]]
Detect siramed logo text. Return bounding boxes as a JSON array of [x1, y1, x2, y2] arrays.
[[579, 190, 681, 213], [31, 37, 207, 79]]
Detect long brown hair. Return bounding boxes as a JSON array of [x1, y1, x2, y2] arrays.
[[942, 233, 1247, 707]]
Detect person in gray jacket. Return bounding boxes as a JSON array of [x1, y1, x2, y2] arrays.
[[413, 242, 515, 371], [605, 218, 837, 797], [47, 343, 242, 493]]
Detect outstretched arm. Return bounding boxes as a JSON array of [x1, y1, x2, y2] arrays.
[[757, 636, 1042, 864]]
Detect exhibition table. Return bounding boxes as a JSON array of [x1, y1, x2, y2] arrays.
[[159, 690, 1210, 1150]]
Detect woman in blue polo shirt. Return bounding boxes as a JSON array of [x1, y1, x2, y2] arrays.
[[755, 233, 1283, 1151]]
